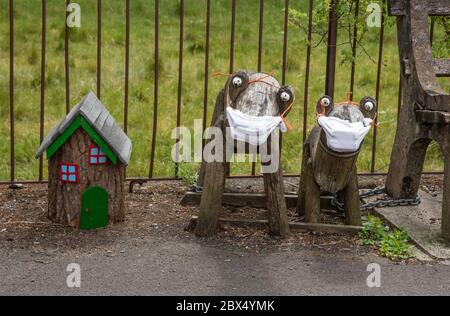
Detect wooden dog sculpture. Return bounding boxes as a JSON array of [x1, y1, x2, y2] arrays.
[[195, 70, 294, 237], [297, 95, 377, 226]]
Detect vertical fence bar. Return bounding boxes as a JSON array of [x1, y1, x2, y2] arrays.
[[9, 0, 15, 183], [397, 73, 402, 123], [65, 0, 71, 113], [349, 0, 360, 100], [279, 0, 289, 153], [303, 0, 314, 144], [202, 0, 211, 149], [124, 0, 130, 134], [252, 0, 265, 176], [229, 0, 236, 74], [227, 0, 236, 177], [325, 0, 338, 98], [97, 0, 102, 99], [257, 0, 264, 72], [123, 0, 130, 180], [371, 1, 385, 173], [430, 16, 435, 46], [39, 0, 47, 181], [281, 0, 289, 86], [175, 0, 185, 178], [149, 0, 160, 178]]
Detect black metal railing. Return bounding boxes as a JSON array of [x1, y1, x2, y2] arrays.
[[0, 0, 445, 185]]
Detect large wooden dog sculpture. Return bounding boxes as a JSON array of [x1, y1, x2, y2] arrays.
[[195, 70, 295, 237]]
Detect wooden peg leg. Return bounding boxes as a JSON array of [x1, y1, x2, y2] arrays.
[[343, 167, 362, 226], [304, 159, 321, 223], [195, 160, 226, 237], [261, 137, 290, 238]]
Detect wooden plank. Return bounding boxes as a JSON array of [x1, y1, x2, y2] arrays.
[[181, 192, 334, 209], [188, 216, 362, 235], [416, 110, 450, 125], [435, 59, 450, 77], [389, 0, 450, 16], [261, 137, 290, 237]]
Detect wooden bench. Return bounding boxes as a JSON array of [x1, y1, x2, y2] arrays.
[[386, 0, 450, 240]]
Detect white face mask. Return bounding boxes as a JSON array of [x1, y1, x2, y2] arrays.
[[226, 107, 287, 146], [318, 116, 373, 153]]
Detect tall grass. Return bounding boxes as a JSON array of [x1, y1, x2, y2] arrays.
[[0, 0, 448, 181]]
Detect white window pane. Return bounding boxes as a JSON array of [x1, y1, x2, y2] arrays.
[[91, 147, 99, 155]]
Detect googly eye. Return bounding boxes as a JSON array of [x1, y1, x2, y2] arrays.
[[364, 101, 374, 111], [232, 77, 243, 87], [280, 92, 291, 102], [321, 98, 331, 107]]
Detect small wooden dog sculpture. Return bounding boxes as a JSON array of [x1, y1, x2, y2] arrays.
[[297, 95, 377, 226]]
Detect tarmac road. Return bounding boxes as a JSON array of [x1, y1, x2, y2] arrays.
[[0, 236, 449, 296]]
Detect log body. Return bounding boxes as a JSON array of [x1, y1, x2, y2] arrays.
[[312, 132, 359, 194]]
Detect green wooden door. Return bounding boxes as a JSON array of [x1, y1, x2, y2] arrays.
[[80, 186, 109, 230]]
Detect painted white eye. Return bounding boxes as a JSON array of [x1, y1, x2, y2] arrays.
[[232, 77, 243, 87], [280, 91, 291, 102], [364, 101, 374, 111], [321, 98, 331, 107]]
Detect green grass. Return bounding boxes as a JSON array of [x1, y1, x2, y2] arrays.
[[0, 0, 448, 181]]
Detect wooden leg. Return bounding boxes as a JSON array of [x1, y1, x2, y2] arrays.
[[263, 169, 290, 238], [195, 100, 227, 237], [343, 167, 362, 226], [261, 137, 290, 238], [304, 159, 321, 223], [195, 161, 226, 237], [386, 117, 429, 199], [442, 155, 450, 241], [297, 142, 310, 216], [197, 90, 225, 188]]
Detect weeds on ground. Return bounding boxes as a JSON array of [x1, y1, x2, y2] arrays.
[[178, 163, 200, 187], [359, 215, 414, 261]]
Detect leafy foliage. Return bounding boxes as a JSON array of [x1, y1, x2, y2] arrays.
[[288, 0, 390, 65], [359, 215, 414, 261], [380, 229, 414, 261], [178, 163, 200, 187], [359, 214, 387, 246], [289, 1, 449, 64]]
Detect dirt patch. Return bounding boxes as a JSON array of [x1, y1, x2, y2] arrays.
[[0, 176, 443, 259], [0, 181, 368, 257]]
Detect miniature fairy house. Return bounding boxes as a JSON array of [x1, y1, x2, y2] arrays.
[[35, 92, 132, 230]]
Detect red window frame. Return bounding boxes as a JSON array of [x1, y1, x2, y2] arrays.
[[88, 145, 109, 165], [60, 163, 79, 184]]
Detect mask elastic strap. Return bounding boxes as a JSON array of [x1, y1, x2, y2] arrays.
[[280, 96, 295, 130], [247, 72, 276, 87]]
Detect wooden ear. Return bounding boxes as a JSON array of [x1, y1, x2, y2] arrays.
[[359, 97, 377, 119], [277, 86, 295, 116], [227, 71, 249, 103], [316, 95, 333, 116]]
